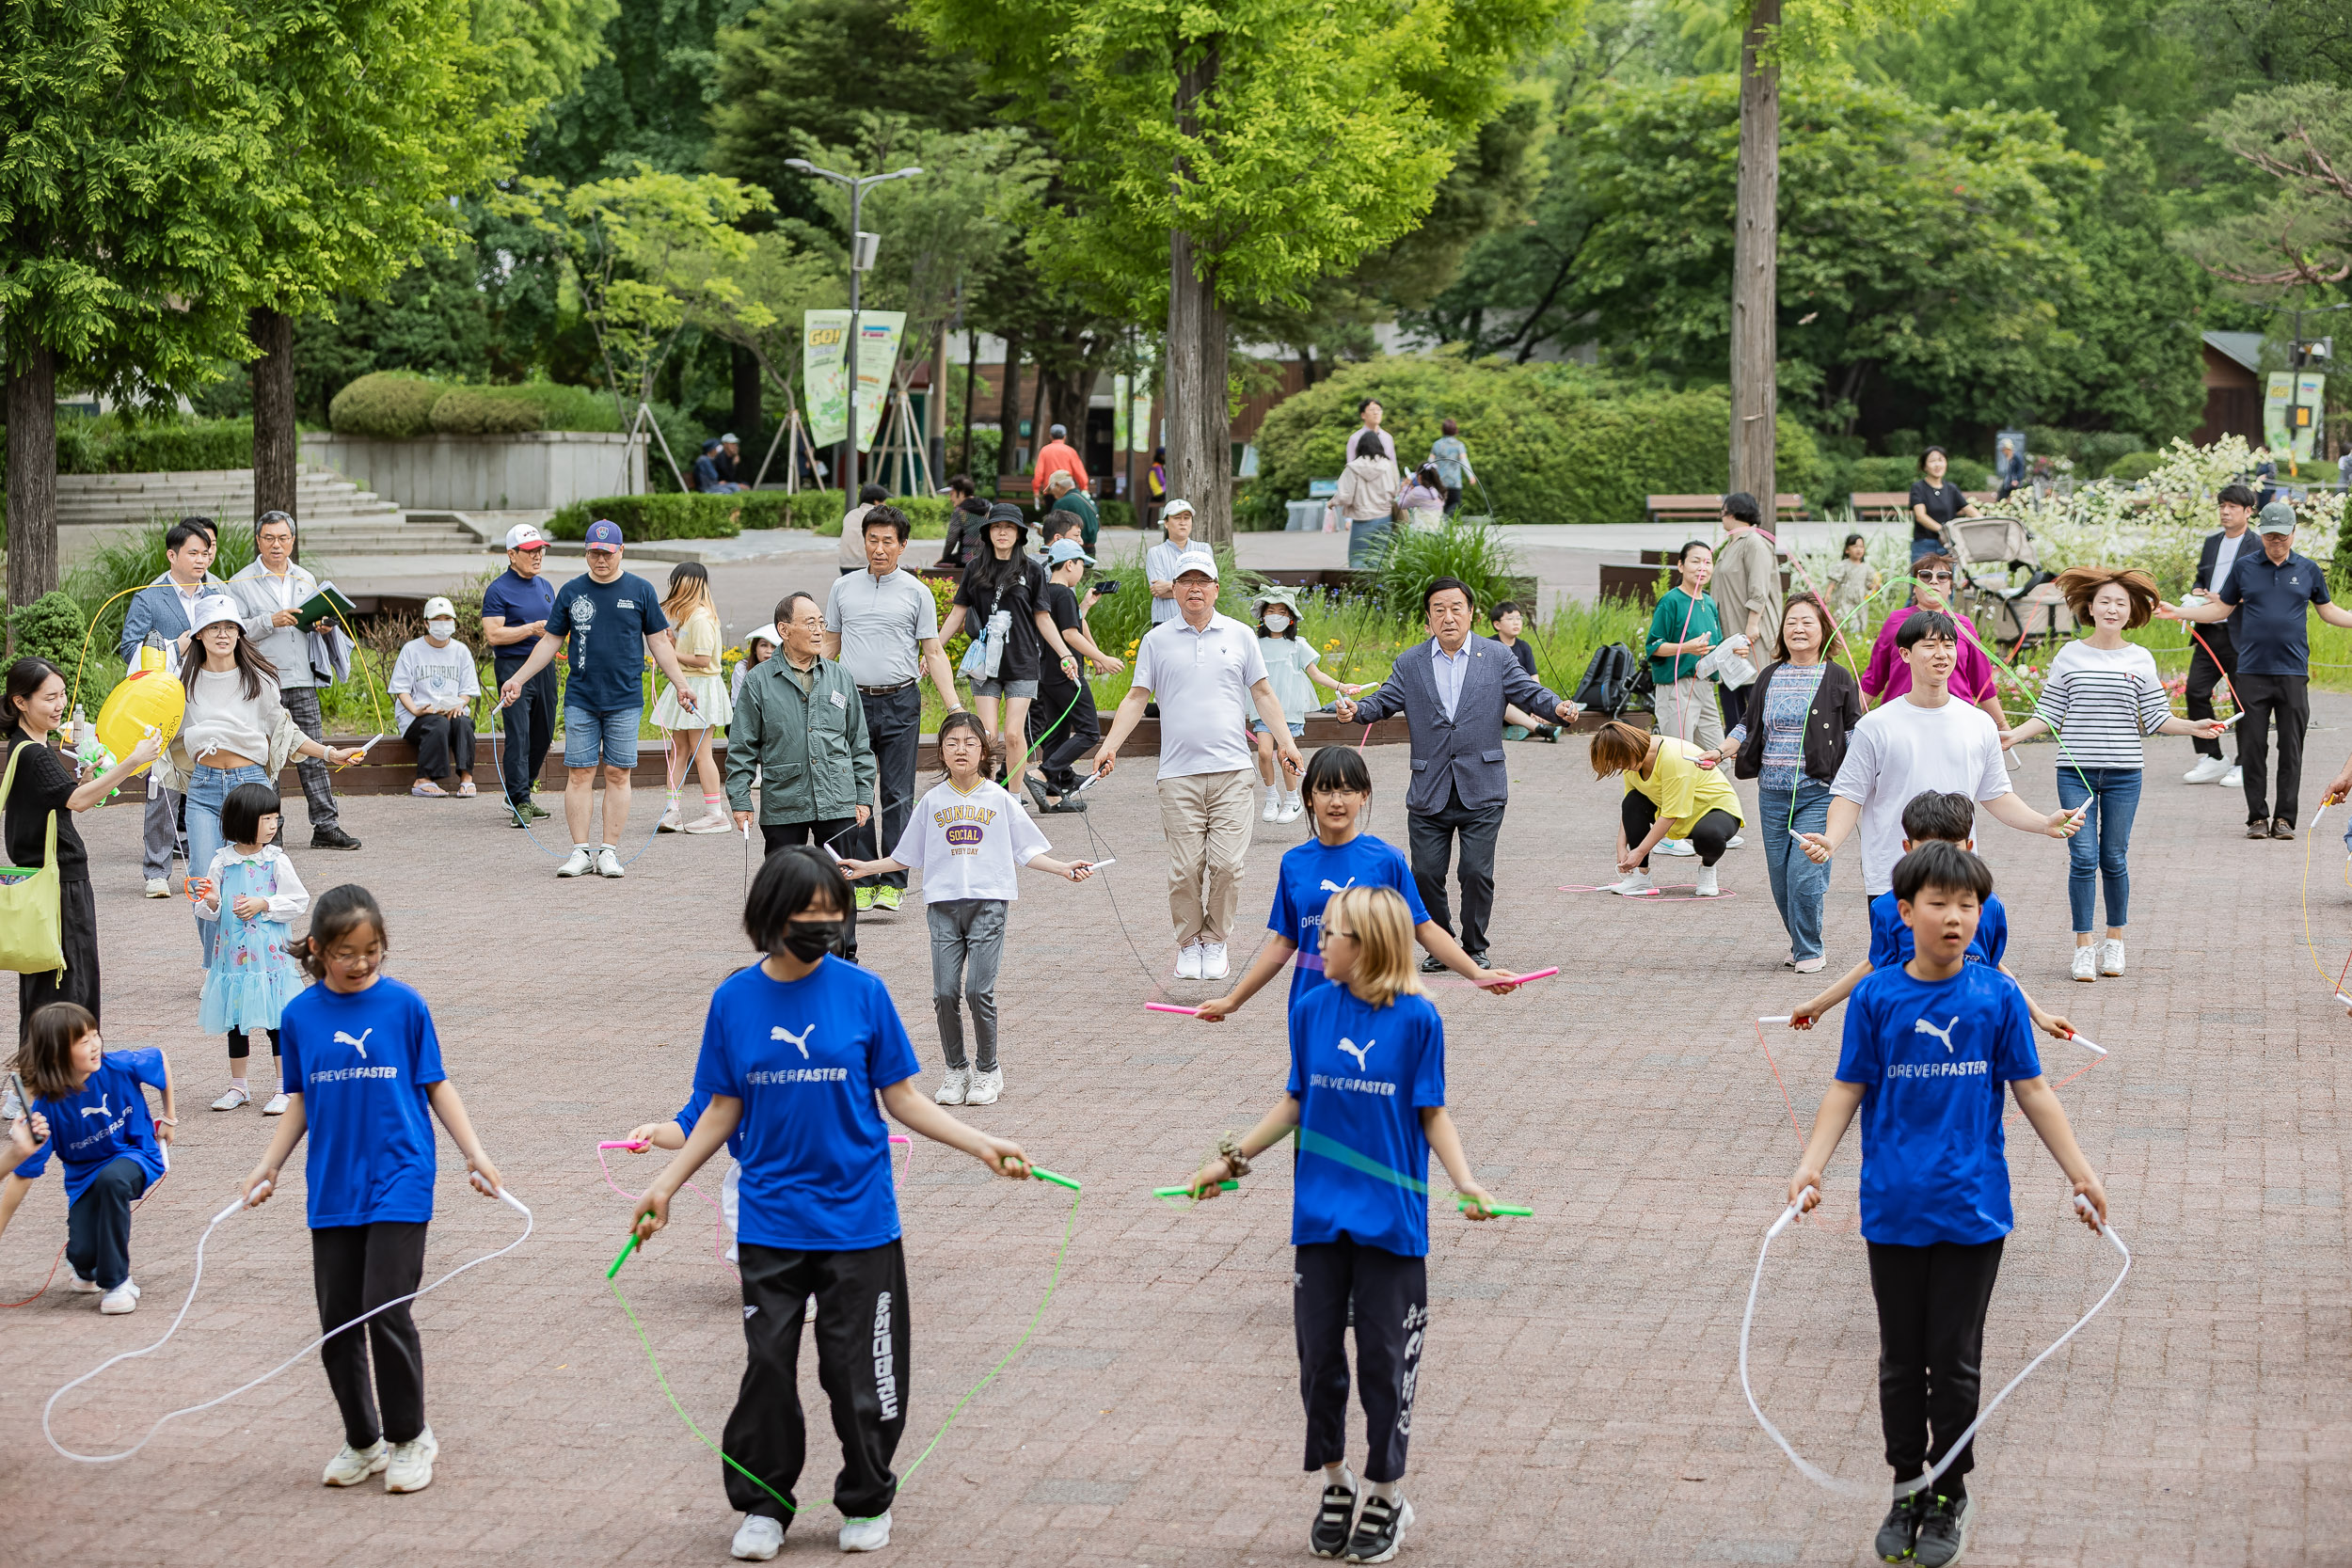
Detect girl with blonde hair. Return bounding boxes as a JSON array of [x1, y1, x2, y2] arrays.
[[653, 562, 734, 832]]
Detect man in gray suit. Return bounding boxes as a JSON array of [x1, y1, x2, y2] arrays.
[[116, 517, 224, 896], [1336, 578, 1577, 968]]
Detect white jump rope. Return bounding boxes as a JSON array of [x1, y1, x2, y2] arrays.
[[45, 1173, 532, 1465]]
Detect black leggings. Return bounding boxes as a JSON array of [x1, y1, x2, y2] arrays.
[[227, 1028, 280, 1070], [1623, 794, 1740, 867]]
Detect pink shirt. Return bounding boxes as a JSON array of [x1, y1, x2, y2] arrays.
[[1861, 609, 1997, 705]]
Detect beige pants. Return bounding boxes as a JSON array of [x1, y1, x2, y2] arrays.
[[1157, 768, 1257, 946], [1659, 675, 1724, 750]]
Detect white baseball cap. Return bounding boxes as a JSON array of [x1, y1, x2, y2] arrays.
[[422, 595, 456, 621], [503, 522, 548, 550], [1171, 548, 1219, 582], [1163, 497, 1195, 518]]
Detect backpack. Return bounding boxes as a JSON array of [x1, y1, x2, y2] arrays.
[[1573, 642, 1648, 717]]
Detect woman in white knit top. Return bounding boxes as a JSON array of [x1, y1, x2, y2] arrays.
[[2000, 567, 2226, 983], [164, 597, 363, 964]]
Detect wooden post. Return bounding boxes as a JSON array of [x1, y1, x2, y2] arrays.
[[1729, 0, 1781, 507]]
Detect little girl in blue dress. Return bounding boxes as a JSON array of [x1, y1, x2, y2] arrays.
[[195, 781, 310, 1115]]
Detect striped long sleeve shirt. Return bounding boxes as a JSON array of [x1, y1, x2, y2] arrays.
[[2028, 641, 2172, 770]]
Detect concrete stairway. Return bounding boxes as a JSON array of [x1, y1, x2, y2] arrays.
[[55, 467, 482, 554]]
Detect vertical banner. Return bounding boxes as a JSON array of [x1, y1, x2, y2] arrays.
[[2295, 371, 2326, 463], [1113, 373, 1132, 453], [803, 309, 908, 451], [1131, 351, 1154, 451], [2265, 372, 2294, 457]]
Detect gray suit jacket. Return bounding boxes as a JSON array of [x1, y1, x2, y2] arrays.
[[118, 571, 226, 664], [1353, 635, 1562, 814]]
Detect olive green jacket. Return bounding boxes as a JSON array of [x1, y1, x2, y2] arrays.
[[725, 655, 875, 825]]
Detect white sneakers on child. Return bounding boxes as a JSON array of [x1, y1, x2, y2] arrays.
[[1694, 865, 1721, 896], [322, 1437, 389, 1486], [263, 1091, 290, 1116], [934, 1067, 969, 1105], [965, 1067, 1004, 1106], [69, 1270, 100, 1294], [211, 1085, 250, 1111], [99, 1280, 140, 1314], [839, 1513, 893, 1553], [1603, 869, 1656, 895], [1278, 793, 1304, 823], [2099, 938, 2126, 976], [1175, 943, 1203, 980], [2071, 945, 2098, 982], [384, 1427, 437, 1493], [657, 803, 684, 832], [732, 1515, 786, 1560], [1263, 790, 1283, 822], [557, 846, 596, 878]]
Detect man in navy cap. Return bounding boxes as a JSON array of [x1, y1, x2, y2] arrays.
[[500, 519, 704, 878]]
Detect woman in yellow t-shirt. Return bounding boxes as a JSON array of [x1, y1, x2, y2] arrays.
[[1589, 720, 1743, 897], [652, 562, 736, 833]]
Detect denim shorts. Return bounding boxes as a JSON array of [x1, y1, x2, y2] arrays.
[[972, 676, 1039, 700], [563, 705, 643, 768], [1250, 719, 1307, 738]]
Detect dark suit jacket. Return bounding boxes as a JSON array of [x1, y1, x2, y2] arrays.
[[1352, 635, 1562, 815], [2195, 529, 2257, 594]]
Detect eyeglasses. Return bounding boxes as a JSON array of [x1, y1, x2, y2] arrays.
[[1916, 571, 1954, 582]]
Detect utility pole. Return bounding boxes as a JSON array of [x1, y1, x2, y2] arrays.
[[784, 159, 923, 496]]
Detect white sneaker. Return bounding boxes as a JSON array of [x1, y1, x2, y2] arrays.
[[1262, 791, 1282, 822], [2071, 945, 2097, 982], [1725, 834, 1746, 848], [143, 877, 171, 898], [965, 1067, 1003, 1105], [1655, 837, 1696, 857], [839, 1513, 892, 1553], [1200, 941, 1231, 980], [732, 1514, 786, 1560], [1792, 956, 1826, 974], [384, 1427, 437, 1492], [1603, 870, 1656, 895], [263, 1091, 291, 1116], [211, 1085, 250, 1111], [1278, 795, 1305, 823], [2223, 765, 2244, 788], [2099, 938, 2126, 976], [100, 1280, 139, 1315], [596, 846, 626, 879], [557, 846, 595, 878], [1693, 864, 1721, 896], [1174, 943, 1203, 980], [656, 803, 683, 832], [69, 1270, 100, 1294], [2184, 756, 2231, 784], [681, 812, 733, 834], [934, 1067, 969, 1104], [322, 1437, 389, 1486]]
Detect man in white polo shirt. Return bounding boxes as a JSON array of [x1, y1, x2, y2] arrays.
[[1092, 554, 1303, 980]]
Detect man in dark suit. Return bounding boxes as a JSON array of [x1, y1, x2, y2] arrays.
[[1336, 578, 1578, 968], [2183, 483, 2259, 788]]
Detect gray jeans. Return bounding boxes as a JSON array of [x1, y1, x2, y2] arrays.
[[278, 685, 341, 831], [142, 784, 184, 881], [927, 898, 1006, 1072]]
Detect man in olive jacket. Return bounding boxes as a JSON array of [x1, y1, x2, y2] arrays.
[[728, 590, 877, 958]]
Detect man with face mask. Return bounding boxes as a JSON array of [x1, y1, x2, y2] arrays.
[[389, 596, 482, 797]]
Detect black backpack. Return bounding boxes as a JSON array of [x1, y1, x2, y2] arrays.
[[1574, 641, 1649, 717]]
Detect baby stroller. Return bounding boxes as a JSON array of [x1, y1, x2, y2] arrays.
[[1938, 514, 2076, 647]]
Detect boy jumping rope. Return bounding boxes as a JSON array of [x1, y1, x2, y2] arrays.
[[1785, 840, 2107, 1565]]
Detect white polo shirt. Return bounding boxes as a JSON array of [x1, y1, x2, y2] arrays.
[[1132, 611, 1268, 779]]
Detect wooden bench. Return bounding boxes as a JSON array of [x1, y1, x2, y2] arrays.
[[1645, 493, 1807, 526], [1852, 490, 2003, 521]]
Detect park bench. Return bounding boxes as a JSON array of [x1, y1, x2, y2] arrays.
[[1851, 490, 2000, 520], [1645, 493, 1807, 526]]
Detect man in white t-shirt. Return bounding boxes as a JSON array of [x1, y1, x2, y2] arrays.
[[1092, 555, 1303, 981], [1803, 610, 2081, 895]]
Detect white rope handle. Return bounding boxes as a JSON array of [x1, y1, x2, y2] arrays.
[[1740, 1188, 2131, 1500], [45, 1176, 532, 1465]]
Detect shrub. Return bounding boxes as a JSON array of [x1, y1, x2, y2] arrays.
[[2104, 451, 2163, 486], [543, 495, 755, 542], [1364, 521, 1528, 620], [429, 388, 545, 436], [784, 489, 848, 530], [1250, 353, 1826, 528], [330, 372, 444, 438], [1098, 498, 1137, 533], [8, 590, 88, 673], [820, 496, 953, 539]]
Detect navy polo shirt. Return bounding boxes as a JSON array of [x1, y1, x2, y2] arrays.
[[2219, 547, 2331, 677]]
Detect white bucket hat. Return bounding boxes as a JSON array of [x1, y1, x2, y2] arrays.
[[190, 594, 243, 635]]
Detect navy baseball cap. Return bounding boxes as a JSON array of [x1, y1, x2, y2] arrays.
[[584, 518, 624, 550]]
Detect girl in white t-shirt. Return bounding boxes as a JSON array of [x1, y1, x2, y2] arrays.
[[836, 712, 1098, 1106], [1251, 590, 1368, 824]]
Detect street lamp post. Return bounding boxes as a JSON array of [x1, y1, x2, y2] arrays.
[[784, 159, 923, 498]]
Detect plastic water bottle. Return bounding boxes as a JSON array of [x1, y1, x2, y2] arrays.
[[70, 704, 89, 748]]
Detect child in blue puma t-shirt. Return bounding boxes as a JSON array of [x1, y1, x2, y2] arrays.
[[1786, 841, 2108, 1568]]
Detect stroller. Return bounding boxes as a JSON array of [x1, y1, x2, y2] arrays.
[[1938, 514, 2076, 647]]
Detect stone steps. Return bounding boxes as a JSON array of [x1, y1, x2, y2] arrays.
[[53, 466, 488, 556]]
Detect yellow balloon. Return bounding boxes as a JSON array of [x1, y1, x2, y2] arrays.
[[95, 670, 185, 769]]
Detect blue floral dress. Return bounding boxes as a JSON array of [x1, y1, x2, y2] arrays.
[[198, 847, 308, 1035]]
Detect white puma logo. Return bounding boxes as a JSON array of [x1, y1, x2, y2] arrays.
[[79, 1094, 112, 1119], [773, 1023, 814, 1060], [1336, 1037, 1375, 1072], [334, 1029, 373, 1060], [1914, 1015, 1960, 1054], [1319, 877, 1356, 895]]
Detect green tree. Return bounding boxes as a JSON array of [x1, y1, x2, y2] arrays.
[[2, 0, 266, 605], [914, 0, 1579, 544], [530, 0, 755, 184], [2182, 83, 2352, 291]]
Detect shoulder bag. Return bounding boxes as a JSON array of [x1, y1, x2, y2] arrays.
[[0, 739, 67, 978]]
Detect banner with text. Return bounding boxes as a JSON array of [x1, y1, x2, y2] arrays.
[[803, 309, 907, 450]]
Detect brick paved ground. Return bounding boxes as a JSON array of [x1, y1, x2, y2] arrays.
[[6, 701, 2352, 1566]]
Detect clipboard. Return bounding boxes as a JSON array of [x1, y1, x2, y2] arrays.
[[292, 581, 360, 633]]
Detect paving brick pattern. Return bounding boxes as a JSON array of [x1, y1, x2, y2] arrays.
[[6, 705, 2351, 1566]]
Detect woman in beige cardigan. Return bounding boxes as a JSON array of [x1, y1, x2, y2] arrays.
[[1326, 430, 1401, 567]]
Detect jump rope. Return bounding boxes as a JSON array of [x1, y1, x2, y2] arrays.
[[42, 1174, 532, 1465]]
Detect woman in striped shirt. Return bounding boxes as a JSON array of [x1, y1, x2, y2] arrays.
[[2001, 566, 2228, 983]]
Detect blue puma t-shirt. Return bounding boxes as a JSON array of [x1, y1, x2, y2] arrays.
[[276, 976, 447, 1228], [1867, 889, 2008, 972], [1836, 961, 2042, 1246], [10, 1049, 169, 1203], [1267, 833, 1431, 1006], [1285, 983, 1447, 1258]]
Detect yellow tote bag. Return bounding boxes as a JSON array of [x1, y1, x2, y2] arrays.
[[0, 739, 67, 978]]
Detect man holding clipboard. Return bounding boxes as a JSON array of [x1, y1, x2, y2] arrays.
[[230, 511, 361, 850]]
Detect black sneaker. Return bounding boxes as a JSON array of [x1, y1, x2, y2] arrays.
[[1418, 954, 1448, 974], [1911, 1493, 1972, 1567], [1343, 1493, 1412, 1564], [310, 825, 362, 850], [1873, 1491, 1927, 1561], [1311, 1480, 1357, 1559], [1465, 950, 1491, 970]]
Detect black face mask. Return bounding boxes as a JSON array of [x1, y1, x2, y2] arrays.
[[780, 921, 843, 962]]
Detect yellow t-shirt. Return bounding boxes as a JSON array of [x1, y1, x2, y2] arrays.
[[1624, 736, 1744, 837], [675, 606, 721, 664]]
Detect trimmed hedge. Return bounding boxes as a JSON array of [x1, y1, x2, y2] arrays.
[[1248, 354, 1827, 530], [545, 495, 756, 542], [815, 496, 952, 539], [429, 388, 543, 435], [329, 372, 623, 437], [329, 372, 443, 438], [55, 417, 253, 475]]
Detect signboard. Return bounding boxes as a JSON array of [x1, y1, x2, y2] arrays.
[[2265, 371, 2329, 464], [803, 309, 906, 450]]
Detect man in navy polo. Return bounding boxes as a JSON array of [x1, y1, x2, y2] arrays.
[[2164, 500, 2352, 839]]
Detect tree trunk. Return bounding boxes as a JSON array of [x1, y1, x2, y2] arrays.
[[6, 346, 59, 610], [731, 343, 764, 465], [994, 330, 1024, 476], [1729, 0, 1780, 510], [248, 307, 298, 527], [1168, 39, 1231, 544], [927, 328, 950, 489]]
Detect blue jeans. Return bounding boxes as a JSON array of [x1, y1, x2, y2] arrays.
[[186, 761, 269, 964], [2054, 767, 2141, 933], [563, 705, 642, 768], [1759, 777, 1834, 961], [1347, 515, 1393, 568]]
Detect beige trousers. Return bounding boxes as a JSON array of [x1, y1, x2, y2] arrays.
[[1157, 768, 1257, 946], [1659, 675, 1724, 750]]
